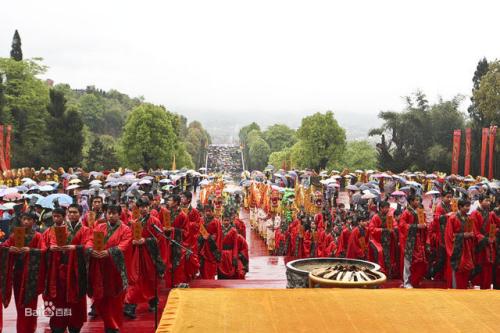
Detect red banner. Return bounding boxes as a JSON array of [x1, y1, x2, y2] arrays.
[[480, 128, 489, 177], [451, 129, 461, 175], [5, 125, 12, 170], [0, 125, 6, 172], [488, 126, 497, 179], [464, 128, 471, 176]]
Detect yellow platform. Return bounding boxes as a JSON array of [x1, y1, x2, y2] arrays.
[[157, 288, 499, 333]]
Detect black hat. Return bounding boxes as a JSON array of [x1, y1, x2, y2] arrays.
[[136, 198, 150, 208]]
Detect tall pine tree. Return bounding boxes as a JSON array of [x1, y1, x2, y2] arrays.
[[46, 89, 84, 168], [10, 30, 23, 61]]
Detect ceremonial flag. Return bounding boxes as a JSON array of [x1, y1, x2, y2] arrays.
[[172, 154, 176, 171], [451, 129, 461, 175], [480, 128, 489, 177], [488, 126, 497, 179], [464, 128, 471, 176], [5, 125, 12, 170], [0, 125, 7, 171]]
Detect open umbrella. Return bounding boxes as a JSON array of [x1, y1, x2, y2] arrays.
[[69, 179, 82, 184], [390, 190, 407, 196], [346, 185, 359, 191], [425, 190, 441, 196], [4, 192, 22, 201], [38, 193, 73, 209], [361, 192, 377, 199], [66, 184, 80, 190]]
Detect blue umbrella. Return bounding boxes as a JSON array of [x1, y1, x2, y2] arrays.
[[38, 194, 73, 209]]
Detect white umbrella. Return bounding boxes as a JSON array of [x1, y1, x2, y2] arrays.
[[425, 190, 441, 196], [69, 179, 82, 184], [66, 184, 80, 190]]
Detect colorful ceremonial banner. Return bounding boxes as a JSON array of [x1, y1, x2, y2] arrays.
[[5, 125, 12, 170], [0, 125, 6, 171], [488, 126, 497, 180], [451, 129, 461, 175], [480, 128, 489, 177], [464, 128, 471, 176]]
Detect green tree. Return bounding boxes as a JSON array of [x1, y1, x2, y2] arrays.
[[119, 103, 177, 170], [473, 60, 500, 127], [239, 122, 261, 166], [370, 92, 465, 173], [45, 89, 84, 168], [329, 140, 377, 171], [248, 137, 270, 170], [268, 147, 292, 170], [86, 135, 120, 170], [78, 93, 105, 133], [296, 111, 346, 171], [0, 57, 49, 167], [263, 124, 296, 153], [185, 121, 211, 168], [10, 30, 23, 61]]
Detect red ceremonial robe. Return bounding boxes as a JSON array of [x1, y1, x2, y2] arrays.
[[303, 229, 325, 258], [346, 226, 369, 260], [166, 208, 189, 287], [445, 212, 474, 289], [183, 207, 201, 281], [1, 231, 46, 333], [429, 202, 451, 280], [323, 231, 337, 257], [335, 225, 352, 257], [198, 217, 222, 279], [218, 226, 240, 279], [368, 213, 398, 278], [87, 222, 132, 331], [45, 222, 91, 331], [470, 208, 496, 289], [399, 208, 428, 287], [491, 210, 500, 289], [287, 219, 303, 257], [125, 214, 166, 304], [236, 234, 249, 279], [233, 217, 246, 239]]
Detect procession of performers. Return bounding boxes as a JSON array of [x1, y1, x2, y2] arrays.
[[246, 169, 500, 291], [0, 167, 498, 332], [0, 168, 248, 333]]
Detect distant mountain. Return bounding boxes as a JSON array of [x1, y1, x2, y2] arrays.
[[184, 110, 381, 144]]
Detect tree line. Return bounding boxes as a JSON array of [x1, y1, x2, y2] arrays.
[[0, 30, 211, 171], [239, 58, 498, 176]]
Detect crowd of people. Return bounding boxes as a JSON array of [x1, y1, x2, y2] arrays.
[[0, 166, 498, 333], [0, 167, 248, 333], [246, 169, 500, 290], [206, 144, 243, 174]]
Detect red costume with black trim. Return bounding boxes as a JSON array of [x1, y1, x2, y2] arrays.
[[445, 212, 474, 289], [87, 221, 132, 331], [45, 221, 91, 332], [1, 231, 46, 333]]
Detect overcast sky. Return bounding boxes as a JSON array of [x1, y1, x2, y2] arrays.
[[2, 0, 499, 120]]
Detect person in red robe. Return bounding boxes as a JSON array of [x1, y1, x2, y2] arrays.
[[198, 203, 222, 279], [119, 201, 133, 226], [233, 215, 246, 239], [124, 198, 166, 319], [322, 224, 338, 257], [303, 221, 326, 258], [335, 217, 353, 258], [491, 202, 500, 289], [165, 194, 189, 287], [368, 201, 398, 278], [287, 213, 305, 258], [346, 216, 369, 260], [45, 205, 91, 333], [1, 210, 46, 333], [429, 191, 453, 280], [87, 205, 132, 332], [399, 195, 428, 288], [218, 209, 240, 279], [180, 191, 201, 281], [470, 195, 495, 289], [445, 199, 474, 289], [236, 234, 249, 279], [82, 196, 106, 228]]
